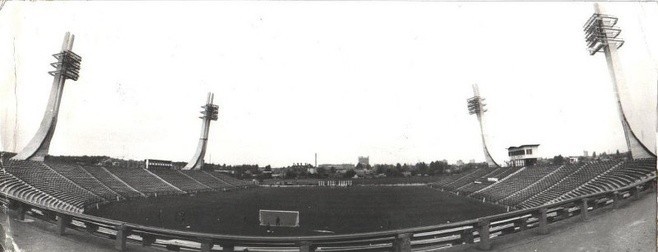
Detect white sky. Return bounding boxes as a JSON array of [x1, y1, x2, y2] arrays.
[[0, 2, 656, 167]]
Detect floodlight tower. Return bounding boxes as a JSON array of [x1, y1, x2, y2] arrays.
[[583, 4, 656, 159], [12, 32, 82, 161], [467, 84, 500, 167], [183, 93, 219, 170]]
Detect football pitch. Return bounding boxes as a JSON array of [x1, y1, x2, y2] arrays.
[[87, 186, 505, 236]]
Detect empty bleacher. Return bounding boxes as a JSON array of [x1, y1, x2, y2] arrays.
[[457, 167, 521, 195], [473, 165, 559, 202], [152, 169, 209, 191], [0, 170, 83, 213], [47, 162, 123, 201], [557, 158, 656, 201], [205, 171, 256, 188], [442, 167, 493, 191], [184, 171, 234, 189], [105, 167, 182, 195], [516, 160, 621, 209], [4, 161, 104, 208], [79, 165, 144, 198]]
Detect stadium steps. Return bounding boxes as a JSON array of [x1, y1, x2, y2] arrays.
[[556, 159, 655, 202], [41, 162, 110, 202], [143, 169, 184, 192], [443, 168, 492, 191], [498, 165, 564, 202], [106, 167, 183, 195], [550, 161, 624, 203], [515, 164, 590, 209], [73, 164, 126, 200], [455, 167, 522, 195], [184, 171, 232, 189], [496, 164, 573, 206], [493, 167, 522, 181], [1, 166, 83, 213], [176, 170, 213, 190], [472, 165, 558, 203], [203, 171, 238, 187], [150, 169, 209, 192], [469, 166, 526, 197], [457, 181, 492, 195], [429, 168, 480, 187], [516, 161, 619, 209], [4, 161, 104, 208], [440, 167, 484, 187], [81, 166, 145, 198], [454, 167, 504, 192]]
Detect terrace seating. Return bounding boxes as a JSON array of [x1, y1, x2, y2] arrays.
[[184, 171, 235, 189], [457, 167, 522, 195], [79, 165, 143, 198], [208, 172, 256, 187], [557, 158, 656, 201], [497, 164, 579, 206], [473, 165, 559, 203], [516, 160, 621, 209], [47, 162, 123, 201], [104, 167, 182, 195], [428, 175, 459, 187], [441, 168, 493, 191], [429, 168, 486, 187], [151, 169, 209, 191], [456, 167, 501, 193], [492, 168, 519, 181], [3, 160, 104, 208], [0, 170, 82, 213]]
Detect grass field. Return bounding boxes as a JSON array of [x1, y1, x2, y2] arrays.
[[87, 186, 505, 236]]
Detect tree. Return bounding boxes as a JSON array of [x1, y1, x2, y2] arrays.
[[553, 155, 565, 165], [344, 169, 357, 178], [316, 167, 327, 178], [592, 151, 597, 158], [285, 170, 297, 179], [416, 162, 429, 175], [375, 164, 386, 174]]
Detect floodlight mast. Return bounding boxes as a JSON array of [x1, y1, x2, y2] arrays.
[[13, 32, 82, 161], [584, 4, 655, 159], [183, 93, 219, 170], [467, 84, 499, 167]]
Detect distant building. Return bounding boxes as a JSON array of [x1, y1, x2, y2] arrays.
[[567, 156, 581, 163], [318, 164, 355, 171], [358, 156, 369, 166], [508, 144, 540, 167]]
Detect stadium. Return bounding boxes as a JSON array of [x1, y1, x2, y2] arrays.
[[1, 2, 657, 252]]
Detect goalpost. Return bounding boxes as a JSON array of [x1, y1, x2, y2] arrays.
[[259, 210, 300, 227]]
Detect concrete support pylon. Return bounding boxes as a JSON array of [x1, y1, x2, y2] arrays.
[[183, 92, 219, 170], [588, 4, 656, 159], [468, 84, 500, 167], [12, 32, 82, 161]]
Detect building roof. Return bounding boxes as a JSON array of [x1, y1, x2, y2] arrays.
[[507, 144, 540, 150]]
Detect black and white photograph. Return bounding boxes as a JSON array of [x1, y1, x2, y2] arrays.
[[0, 1, 656, 252]]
